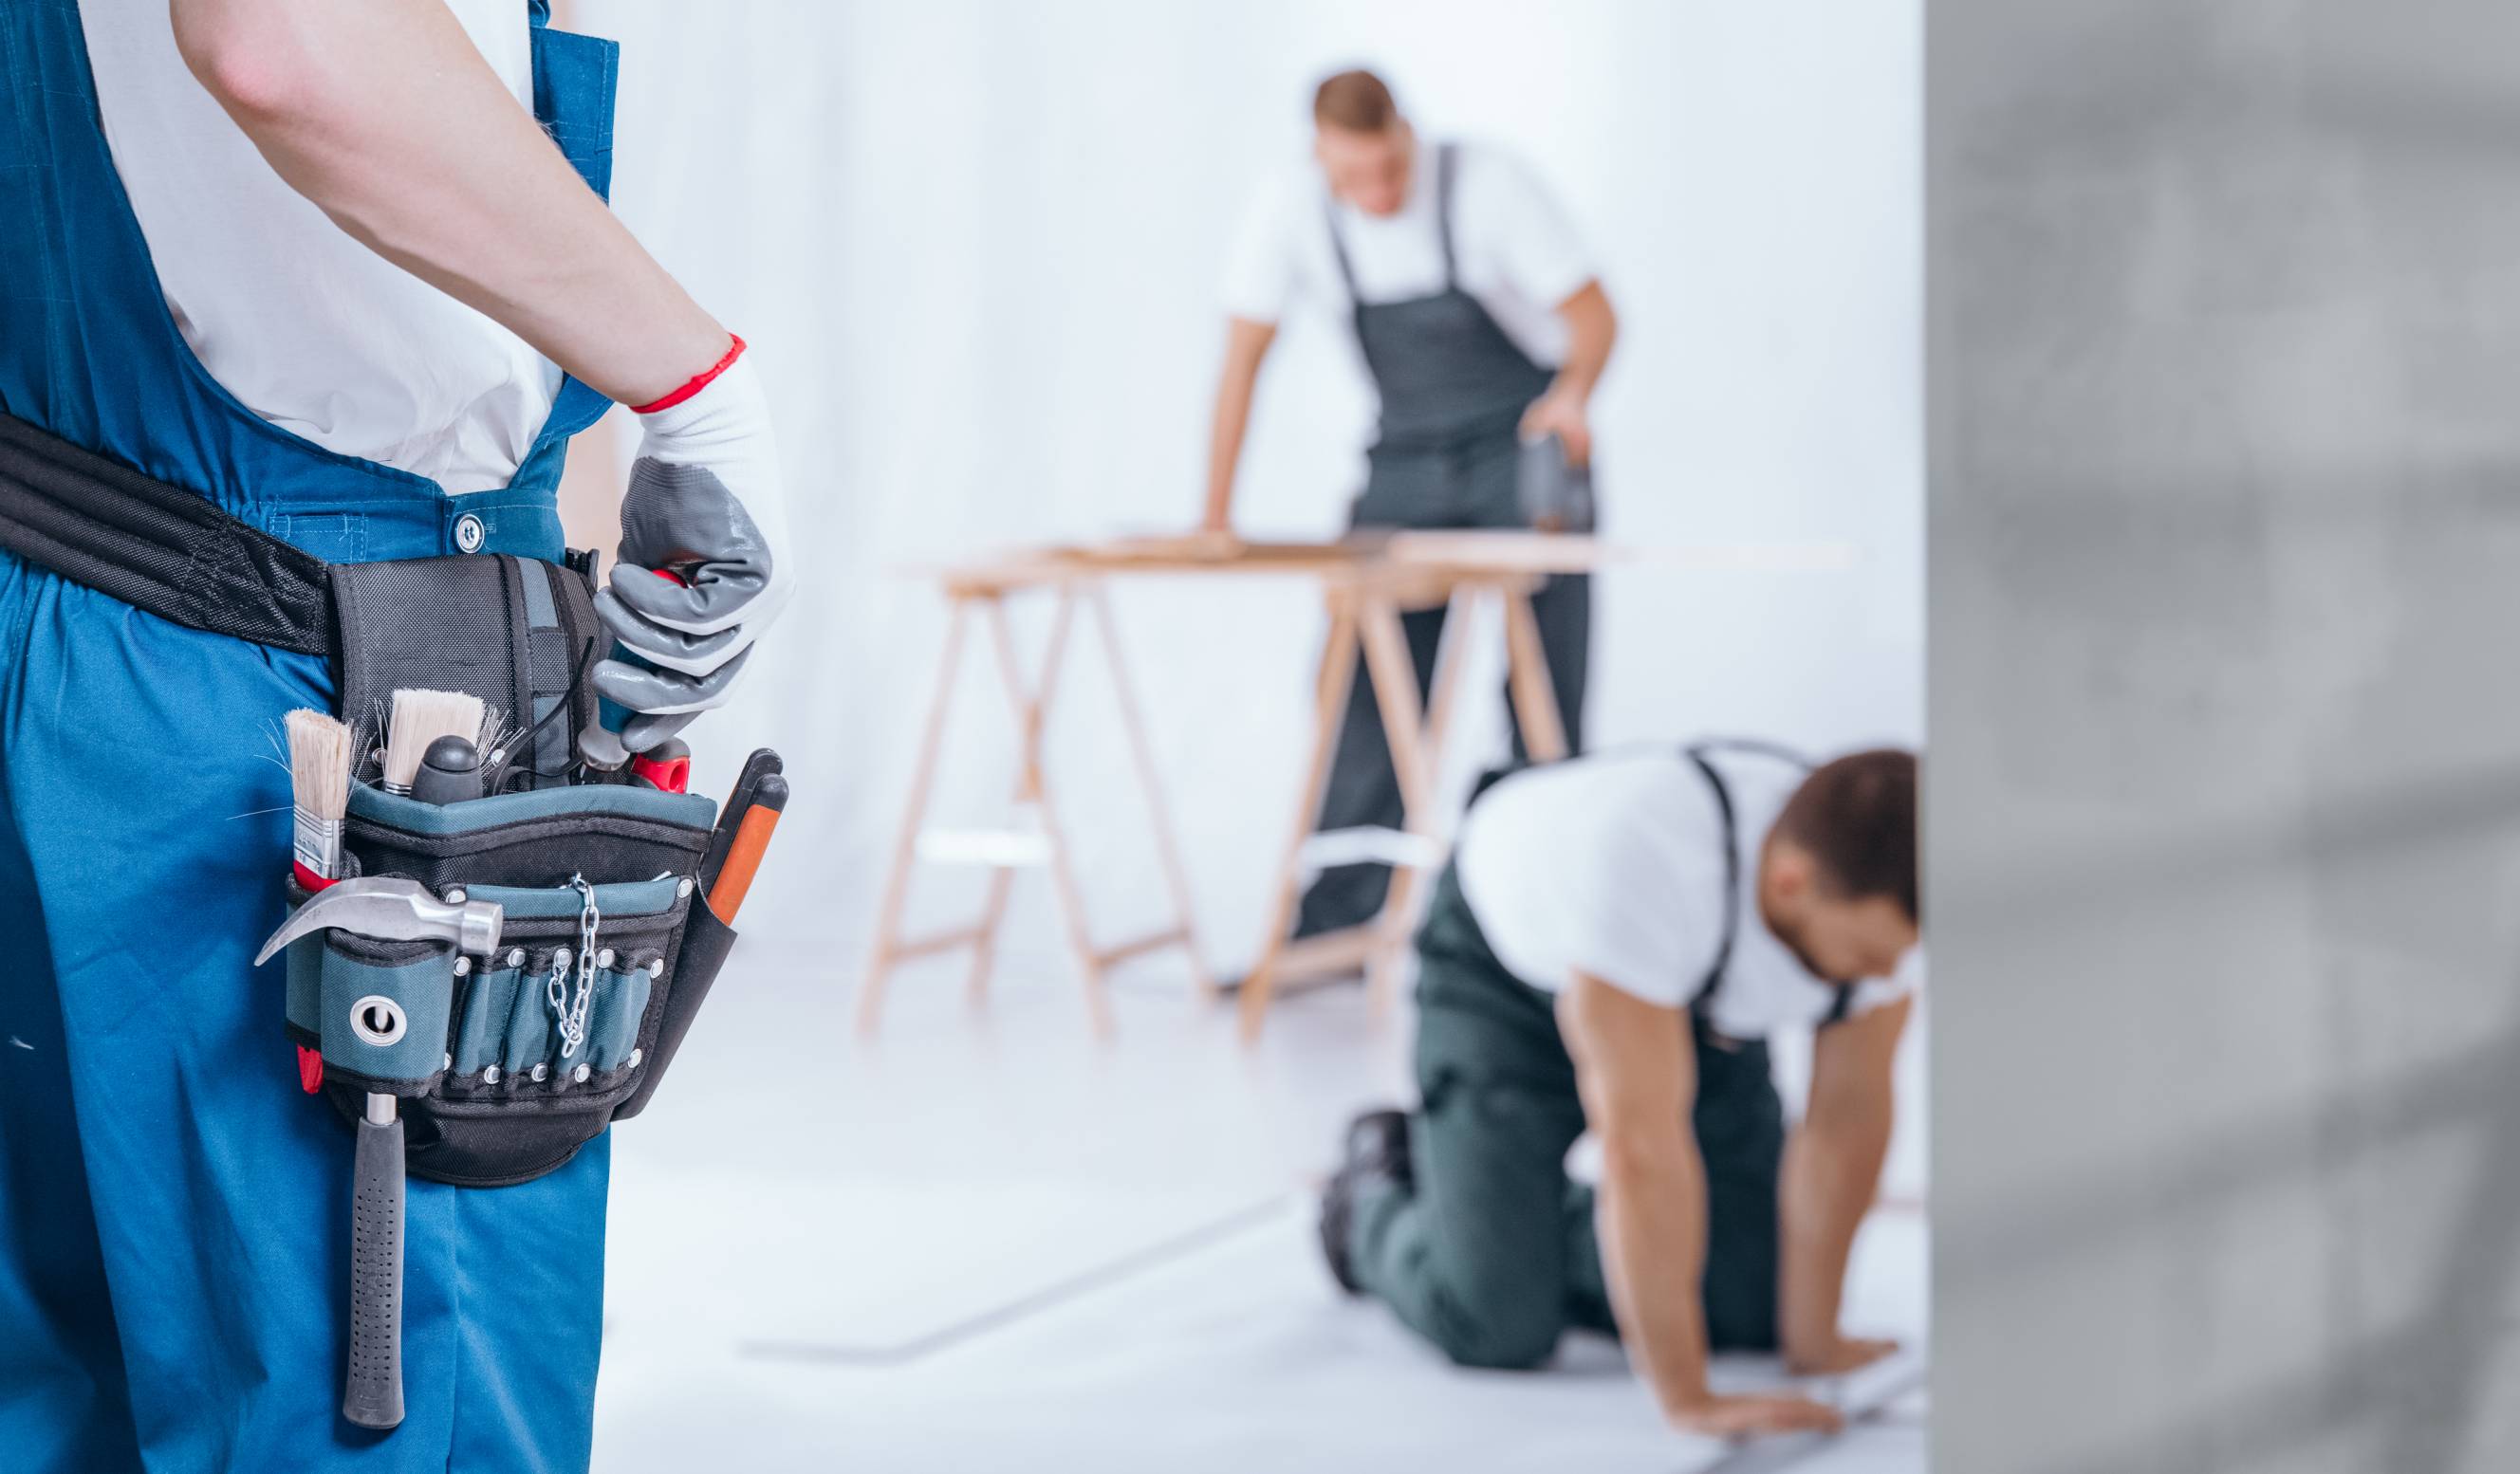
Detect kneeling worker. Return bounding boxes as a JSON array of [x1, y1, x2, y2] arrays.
[[1321, 744, 1918, 1440]]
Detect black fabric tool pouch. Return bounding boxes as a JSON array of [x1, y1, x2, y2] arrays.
[[282, 760, 739, 1186], [328, 553, 605, 793]]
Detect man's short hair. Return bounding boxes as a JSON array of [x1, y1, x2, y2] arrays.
[[1314, 69, 1399, 133], [1774, 749, 1918, 922]]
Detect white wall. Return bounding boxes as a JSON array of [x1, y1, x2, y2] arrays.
[[577, 0, 1920, 968]]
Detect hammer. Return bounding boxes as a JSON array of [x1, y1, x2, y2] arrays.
[[257, 876, 504, 1431]]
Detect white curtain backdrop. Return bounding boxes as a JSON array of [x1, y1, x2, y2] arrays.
[[570, 0, 1921, 970]]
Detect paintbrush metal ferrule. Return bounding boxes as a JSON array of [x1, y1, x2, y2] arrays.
[[293, 811, 343, 881]]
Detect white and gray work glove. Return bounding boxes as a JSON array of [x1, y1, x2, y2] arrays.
[[585, 336, 793, 759]]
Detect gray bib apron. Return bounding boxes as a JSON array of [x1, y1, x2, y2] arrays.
[[1294, 144, 1593, 938]]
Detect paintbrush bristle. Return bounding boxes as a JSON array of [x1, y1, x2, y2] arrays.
[[285, 708, 353, 881], [286, 709, 353, 821], [382, 689, 486, 795]]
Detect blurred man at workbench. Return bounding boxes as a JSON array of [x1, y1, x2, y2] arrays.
[[1203, 67, 1619, 958]]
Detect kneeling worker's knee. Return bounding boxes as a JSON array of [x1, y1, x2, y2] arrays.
[[1433, 1306, 1559, 1371]]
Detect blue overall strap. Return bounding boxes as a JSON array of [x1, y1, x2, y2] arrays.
[[525, 0, 621, 448], [0, 0, 621, 560]]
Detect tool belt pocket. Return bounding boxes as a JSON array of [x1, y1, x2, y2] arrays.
[[286, 783, 739, 1188]]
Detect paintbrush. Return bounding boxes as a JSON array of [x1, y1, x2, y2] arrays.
[[285, 709, 353, 891], [380, 689, 486, 798]]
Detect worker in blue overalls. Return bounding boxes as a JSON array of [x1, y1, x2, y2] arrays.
[[0, 3, 791, 1469], [1203, 67, 1620, 963]]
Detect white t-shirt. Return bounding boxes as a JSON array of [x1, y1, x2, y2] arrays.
[[1454, 746, 1915, 1041], [1221, 138, 1594, 369], [79, 0, 560, 494]]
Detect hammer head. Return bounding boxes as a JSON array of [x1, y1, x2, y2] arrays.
[[254, 875, 504, 967]]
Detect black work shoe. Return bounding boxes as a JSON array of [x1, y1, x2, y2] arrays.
[[1319, 1108, 1414, 1296]]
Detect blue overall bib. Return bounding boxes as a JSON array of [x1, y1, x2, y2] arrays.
[[0, 5, 623, 1469]]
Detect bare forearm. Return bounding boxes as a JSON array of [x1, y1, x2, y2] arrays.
[[1201, 320, 1277, 529], [175, 0, 726, 405], [1778, 1117, 1893, 1354], [1599, 1146, 1715, 1418], [1204, 365, 1258, 529], [1551, 281, 1618, 400]]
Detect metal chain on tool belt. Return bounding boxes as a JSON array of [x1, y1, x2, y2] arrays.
[[547, 875, 601, 1060]]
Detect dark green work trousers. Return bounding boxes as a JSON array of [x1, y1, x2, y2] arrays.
[[1350, 864, 1786, 1369]]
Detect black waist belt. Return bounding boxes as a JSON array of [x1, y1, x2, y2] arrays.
[[0, 410, 603, 782], [0, 410, 335, 654]]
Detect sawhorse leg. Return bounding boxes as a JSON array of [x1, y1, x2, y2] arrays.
[[1239, 587, 1363, 1041], [860, 580, 1208, 1040]]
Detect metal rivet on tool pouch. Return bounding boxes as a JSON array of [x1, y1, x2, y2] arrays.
[[454, 956, 472, 976], [676, 877, 695, 899], [484, 1066, 502, 1085], [648, 959, 665, 978], [453, 512, 486, 553], [507, 948, 526, 967], [530, 1062, 548, 1082], [443, 1053, 453, 1071], [572, 1063, 591, 1084], [444, 887, 466, 904], [628, 1048, 643, 1068], [595, 948, 616, 970]]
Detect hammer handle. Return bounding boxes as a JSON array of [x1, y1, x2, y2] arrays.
[[343, 1103, 405, 1429]]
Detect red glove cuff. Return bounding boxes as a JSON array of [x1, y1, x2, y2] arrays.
[[630, 334, 747, 415]]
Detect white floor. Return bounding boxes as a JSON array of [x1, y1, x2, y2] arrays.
[[593, 931, 1928, 1473]]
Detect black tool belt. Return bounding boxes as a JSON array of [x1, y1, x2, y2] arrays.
[[0, 409, 743, 1185], [0, 410, 602, 791]]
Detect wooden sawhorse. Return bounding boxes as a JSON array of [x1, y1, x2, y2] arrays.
[[855, 568, 1211, 1039], [1232, 559, 1571, 1041]]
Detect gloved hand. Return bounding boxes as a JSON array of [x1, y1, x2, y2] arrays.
[[586, 337, 793, 759]]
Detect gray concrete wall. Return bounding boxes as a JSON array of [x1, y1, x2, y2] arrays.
[[1930, 3, 2520, 1470]]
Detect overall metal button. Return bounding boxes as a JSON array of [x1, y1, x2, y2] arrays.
[[453, 511, 486, 553]]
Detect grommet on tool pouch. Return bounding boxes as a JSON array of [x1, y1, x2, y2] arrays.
[[349, 996, 407, 1048]]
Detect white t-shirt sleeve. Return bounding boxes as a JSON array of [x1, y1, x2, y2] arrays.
[[1466, 147, 1596, 309], [1457, 762, 1724, 1009], [1221, 175, 1302, 324], [1837, 947, 1924, 1023]]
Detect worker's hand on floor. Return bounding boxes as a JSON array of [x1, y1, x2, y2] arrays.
[[595, 337, 794, 751], [1784, 1333, 1900, 1377], [1667, 1391, 1845, 1441]]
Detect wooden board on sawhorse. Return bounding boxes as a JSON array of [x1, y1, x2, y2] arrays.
[[856, 572, 1212, 1039]]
